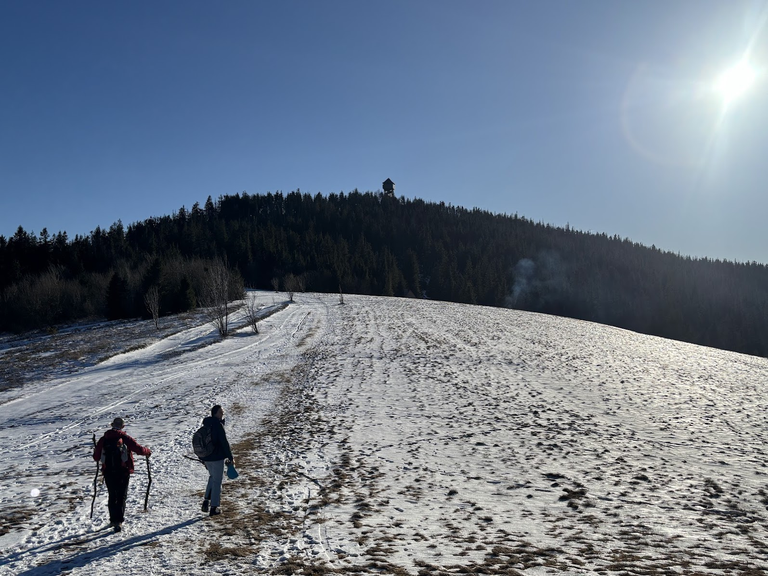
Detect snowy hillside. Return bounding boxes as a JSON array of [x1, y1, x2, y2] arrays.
[[2, 292, 768, 575]]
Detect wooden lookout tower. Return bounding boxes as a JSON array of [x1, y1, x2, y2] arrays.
[[382, 178, 395, 197]]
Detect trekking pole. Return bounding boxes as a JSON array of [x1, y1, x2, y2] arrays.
[[90, 433, 99, 519], [144, 455, 152, 512], [182, 454, 207, 467]]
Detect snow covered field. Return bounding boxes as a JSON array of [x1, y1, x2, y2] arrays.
[[2, 292, 768, 575]]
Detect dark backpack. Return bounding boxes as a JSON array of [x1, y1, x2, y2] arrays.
[[192, 424, 214, 459], [101, 437, 127, 471]]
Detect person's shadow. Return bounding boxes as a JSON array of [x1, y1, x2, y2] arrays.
[[1, 517, 202, 575]]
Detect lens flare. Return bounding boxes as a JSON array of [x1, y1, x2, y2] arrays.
[[715, 60, 756, 104], [30, 488, 40, 497]]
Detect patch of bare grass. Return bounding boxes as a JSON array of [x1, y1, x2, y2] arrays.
[[0, 507, 37, 536], [203, 542, 254, 560], [296, 326, 318, 348]]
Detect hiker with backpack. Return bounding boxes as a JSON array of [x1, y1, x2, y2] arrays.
[[196, 405, 234, 516], [93, 417, 152, 532]]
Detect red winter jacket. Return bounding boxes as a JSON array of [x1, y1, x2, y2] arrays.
[[93, 429, 151, 474]]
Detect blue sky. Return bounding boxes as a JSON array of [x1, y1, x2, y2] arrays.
[[2, 1, 767, 263]]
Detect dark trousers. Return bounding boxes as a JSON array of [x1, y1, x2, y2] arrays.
[[104, 470, 130, 523]]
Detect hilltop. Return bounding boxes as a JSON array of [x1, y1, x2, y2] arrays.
[[3, 191, 768, 359]]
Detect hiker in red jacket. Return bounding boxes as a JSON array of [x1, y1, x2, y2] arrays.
[[93, 417, 151, 532]]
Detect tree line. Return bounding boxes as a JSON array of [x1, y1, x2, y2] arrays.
[[2, 190, 767, 357]]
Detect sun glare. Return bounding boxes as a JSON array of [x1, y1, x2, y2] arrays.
[[715, 60, 756, 104]]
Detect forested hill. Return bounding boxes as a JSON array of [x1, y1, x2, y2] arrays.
[[2, 190, 767, 358]]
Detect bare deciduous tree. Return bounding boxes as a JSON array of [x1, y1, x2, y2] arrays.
[[271, 277, 279, 292], [144, 285, 160, 329], [243, 289, 260, 334], [200, 259, 232, 337], [284, 274, 297, 302], [283, 273, 306, 303]]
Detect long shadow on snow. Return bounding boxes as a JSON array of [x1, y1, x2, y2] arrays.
[[51, 330, 225, 379], [71, 303, 290, 375], [2, 517, 201, 575]]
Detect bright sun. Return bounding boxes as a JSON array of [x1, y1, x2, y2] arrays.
[[715, 60, 756, 104]]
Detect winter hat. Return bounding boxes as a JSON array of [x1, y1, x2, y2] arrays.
[[211, 405, 222, 417], [111, 417, 125, 430]]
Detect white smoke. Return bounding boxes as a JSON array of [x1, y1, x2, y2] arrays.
[[508, 258, 536, 306], [507, 251, 568, 308]]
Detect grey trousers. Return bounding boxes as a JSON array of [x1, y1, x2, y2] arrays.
[[204, 460, 225, 508]]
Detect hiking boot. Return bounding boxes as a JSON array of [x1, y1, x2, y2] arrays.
[[209, 507, 222, 516], [201, 499, 210, 513], [114, 523, 122, 533]]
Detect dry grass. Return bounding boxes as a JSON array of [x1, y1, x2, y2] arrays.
[[0, 507, 37, 536], [203, 542, 254, 561], [229, 402, 247, 417], [296, 326, 318, 348]]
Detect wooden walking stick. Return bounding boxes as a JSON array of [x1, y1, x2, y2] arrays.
[[90, 433, 99, 519], [144, 455, 152, 512]]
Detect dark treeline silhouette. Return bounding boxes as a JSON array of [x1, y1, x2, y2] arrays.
[[2, 190, 767, 357]]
